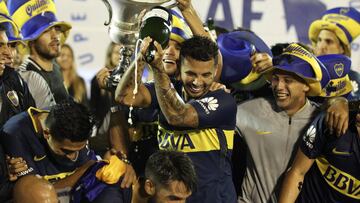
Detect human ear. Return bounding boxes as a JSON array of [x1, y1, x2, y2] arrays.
[[303, 84, 310, 93], [144, 179, 156, 196], [43, 128, 51, 140]]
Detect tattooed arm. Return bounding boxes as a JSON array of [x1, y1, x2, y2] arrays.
[[153, 67, 199, 128], [114, 53, 152, 107], [141, 37, 199, 128], [279, 149, 315, 203]]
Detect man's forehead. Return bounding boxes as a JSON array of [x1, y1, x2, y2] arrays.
[[182, 56, 215, 70], [318, 29, 338, 39]]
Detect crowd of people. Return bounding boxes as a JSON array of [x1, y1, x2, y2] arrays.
[[0, 0, 358, 203]]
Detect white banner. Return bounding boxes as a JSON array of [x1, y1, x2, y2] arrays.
[[55, 0, 360, 92]]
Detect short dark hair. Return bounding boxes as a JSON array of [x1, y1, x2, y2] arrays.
[[180, 35, 218, 65], [145, 150, 197, 193], [45, 100, 94, 142], [271, 43, 290, 57]]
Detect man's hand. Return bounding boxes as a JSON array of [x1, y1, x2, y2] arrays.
[[6, 156, 28, 181], [326, 97, 349, 136], [120, 163, 137, 188], [209, 82, 230, 93], [176, 0, 191, 12], [251, 53, 273, 73], [96, 68, 111, 89], [102, 149, 137, 188], [140, 37, 164, 70]]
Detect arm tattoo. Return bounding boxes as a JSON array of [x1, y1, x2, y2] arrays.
[[153, 68, 191, 126], [115, 56, 145, 99], [126, 57, 145, 89]]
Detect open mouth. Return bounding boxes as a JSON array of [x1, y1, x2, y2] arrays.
[[275, 92, 289, 100], [162, 58, 176, 64], [188, 85, 203, 94], [50, 41, 60, 48]]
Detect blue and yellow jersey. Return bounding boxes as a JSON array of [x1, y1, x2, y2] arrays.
[[145, 80, 237, 187], [0, 107, 95, 183], [299, 112, 360, 202]]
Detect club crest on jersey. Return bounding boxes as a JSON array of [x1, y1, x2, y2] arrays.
[[7, 90, 19, 107], [334, 63, 344, 77]]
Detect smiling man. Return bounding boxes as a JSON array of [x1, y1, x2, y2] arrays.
[[278, 57, 360, 203], [236, 43, 331, 203], [115, 35, 237, 202], [8, 0, 72, 108], [0, 16, 36, 203]]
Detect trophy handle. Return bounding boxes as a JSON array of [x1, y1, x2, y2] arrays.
[[102, 0, 112, 26]]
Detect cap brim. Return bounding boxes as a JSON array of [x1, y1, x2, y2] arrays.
[[231, 74, 268, 91], [265, 66, 322, 96], [0, 14, 20, 38], [22, 21, 72, 41]]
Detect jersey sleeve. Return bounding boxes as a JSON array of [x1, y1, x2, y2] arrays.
[[0, 130, 38, 177], [300, 112, 328, 159], [18, 73, 36, 109], [19, 71, 56, 109], [189, 90, 237, 129]]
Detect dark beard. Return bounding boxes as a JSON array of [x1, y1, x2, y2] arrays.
[[34, 40, 59, 60]]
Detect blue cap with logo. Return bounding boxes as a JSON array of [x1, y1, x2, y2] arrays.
[[270, 43, 331, 96], [317, 54, 352, 97], [7, 0, 71, 41]]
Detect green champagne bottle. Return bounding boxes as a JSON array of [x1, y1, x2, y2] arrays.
[[139, 6, 172, 63]]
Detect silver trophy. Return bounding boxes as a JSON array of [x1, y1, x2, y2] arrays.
[[102, 0, 173, 88]]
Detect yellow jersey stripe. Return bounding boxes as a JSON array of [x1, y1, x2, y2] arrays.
[[158, 127, 234, 153]]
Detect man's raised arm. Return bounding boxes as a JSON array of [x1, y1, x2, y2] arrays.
[[114, 54, 152, 108], [141, 37, 199, 128]]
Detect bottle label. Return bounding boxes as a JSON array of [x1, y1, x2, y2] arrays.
[[142, 8, 169, 22]]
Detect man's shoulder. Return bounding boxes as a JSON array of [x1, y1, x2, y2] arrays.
[[203, 89, 235, 101], [2, 111, 31, 133], [2, 67, 22, 85], [196, 89, 236, 111], [18, 58, 37, 71]]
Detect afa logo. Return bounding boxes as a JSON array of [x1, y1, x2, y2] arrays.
[[304, 125, 316, 149], [197, 97, 219, 114], [334, 63, 344, 77]]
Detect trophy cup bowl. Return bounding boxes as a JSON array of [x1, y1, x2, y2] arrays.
[[103, 0, 171, 48], [102, 0, 173, 89]]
